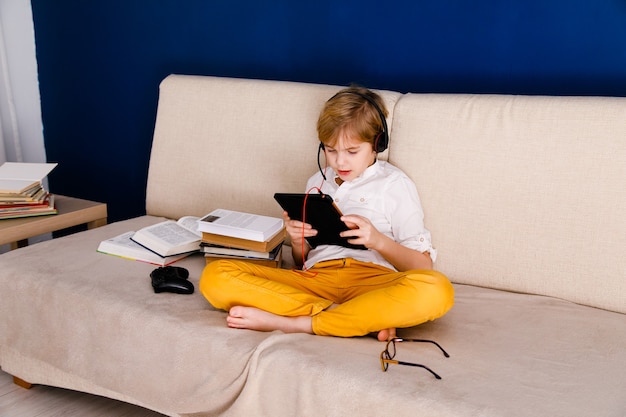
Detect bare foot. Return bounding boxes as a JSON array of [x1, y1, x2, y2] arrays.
[[227, 306, 313, 334], [376, 328, 397, 341]]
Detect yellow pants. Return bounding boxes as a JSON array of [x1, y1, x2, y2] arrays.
[[199, 258, 454, 337]]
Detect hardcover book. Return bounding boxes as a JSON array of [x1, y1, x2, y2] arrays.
[[198, 209, 284, 242], [200, 241, 283, 260], [200, 228, 285, 253], [204, 247, 282, 268]]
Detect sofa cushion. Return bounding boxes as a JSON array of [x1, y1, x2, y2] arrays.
[[145, 75, 402, 221], [1, 218, 624, 416], [389, 93, 626, 314]]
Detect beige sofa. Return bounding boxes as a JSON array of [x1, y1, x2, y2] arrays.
[[1, 75, 625, 417]]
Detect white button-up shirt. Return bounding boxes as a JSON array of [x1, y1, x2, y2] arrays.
[[304, 160, 437, 271]]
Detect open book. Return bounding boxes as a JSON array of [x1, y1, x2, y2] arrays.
[[131, 216, 202, 257], [97, 231, 193, 266], [0, 162, 57, 194]]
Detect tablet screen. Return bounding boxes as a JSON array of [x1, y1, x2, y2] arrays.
[[273, 192, 366, 250]]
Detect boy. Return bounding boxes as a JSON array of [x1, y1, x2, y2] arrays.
[[199, 86, 454, 340]]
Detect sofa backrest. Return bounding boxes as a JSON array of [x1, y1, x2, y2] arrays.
[[147, 75, 625, 314], [390, 93, 626, 314], [146, 74, 401, 219]]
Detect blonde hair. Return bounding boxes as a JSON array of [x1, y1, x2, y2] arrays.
[[317, 86, 388, 148]]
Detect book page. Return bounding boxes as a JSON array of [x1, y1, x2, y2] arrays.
[[202, 209, 282, 233], [0, 162, 58, 194], [176, 216, 201, 236], [144, 221, 200, 245], [219, 211, 258, 228], [0, 179, 39, 194], [105, 231, 141, 249], [0, 162, 58, 180]]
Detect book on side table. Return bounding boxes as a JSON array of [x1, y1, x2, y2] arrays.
[[0, 194, 56, 219], [0, 162, 58, 219], [0, 162, 57, 195]]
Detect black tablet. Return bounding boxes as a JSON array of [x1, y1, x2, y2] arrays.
[[273, 192, 366, 250]]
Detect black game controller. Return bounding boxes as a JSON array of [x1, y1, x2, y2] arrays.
[[150, 266, 194, 294]]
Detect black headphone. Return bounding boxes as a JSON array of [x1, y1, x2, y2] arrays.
[[317, 90, 389, 181]]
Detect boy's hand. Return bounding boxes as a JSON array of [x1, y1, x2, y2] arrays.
[[283, 211, 317, 245], [339, 214, 383, 250], [341, 214, 433, 271]]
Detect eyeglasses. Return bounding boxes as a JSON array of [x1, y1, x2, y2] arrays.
[[380, 337, 450, 379]]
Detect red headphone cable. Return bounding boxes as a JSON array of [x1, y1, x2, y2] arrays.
[[299, 186, 323, 271]]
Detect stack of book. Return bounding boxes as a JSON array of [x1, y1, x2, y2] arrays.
[[198, 208, 285, 267], [0, 162, 58, 219], [96, 209, 285, 268]]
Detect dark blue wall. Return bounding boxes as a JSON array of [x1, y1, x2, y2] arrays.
[[31, 0, 626, 222]]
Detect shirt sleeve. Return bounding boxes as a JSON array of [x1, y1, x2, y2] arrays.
[[385, 174, 438, 262]]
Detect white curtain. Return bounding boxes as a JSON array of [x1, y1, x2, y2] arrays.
[[0, 0, 46, 166], [0, 19, 19, 164]]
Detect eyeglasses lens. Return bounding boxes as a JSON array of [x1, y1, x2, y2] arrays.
[[380, 340, 393, 371]]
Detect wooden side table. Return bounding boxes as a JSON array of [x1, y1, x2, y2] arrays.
[[0, 195, 107, 250]]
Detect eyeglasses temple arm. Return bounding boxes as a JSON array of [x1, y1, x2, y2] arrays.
[[396, 360, 443, 380], [395, 338, 450, 358]]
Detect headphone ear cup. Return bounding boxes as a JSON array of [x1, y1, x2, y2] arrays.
[[375, 130, 389, 153]]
